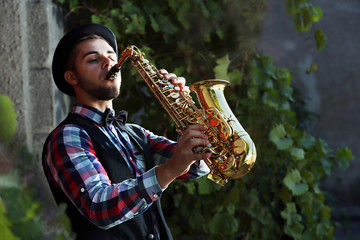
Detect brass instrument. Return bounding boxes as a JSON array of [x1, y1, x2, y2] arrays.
[[108, 46, 256, 185]]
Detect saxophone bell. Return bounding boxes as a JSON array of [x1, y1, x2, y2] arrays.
[[190, 80, 256, 185]]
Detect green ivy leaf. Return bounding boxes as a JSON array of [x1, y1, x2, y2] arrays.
[[208, 211, 228, 234], [155, 14, 178, 36], [284, 0, 298, 15], [306, 62, 319, 74], [91, 15, 121, 39], [316, 219, 332, 237], [125, 14, 146, 34], [122, 1, 142, 14], [281, 203, 304, 239], [314, 28, 327, 52], [109, 8, 122, 17], [311, 7, 323, 22], [283, 169, 309, 195], [301, 170, 314, 183], [214, 55, 230, 80], [149, 15, 160, 32], [167, 0, 179, 11], [69, 0, 78, 10], [262, 89, 280, 109], [176, 1, 191, 30], [200, 2, 210, 18], [269, 124, 293, 150], [228, 68, 243, 85], [247, 86, 259, 100], [284, 221, 304, 240], [281, 85, 294, 101], [276, 68, 292, 84], [227, 203, 236, 215], [91, 14, 102, 24], [0, 94, 17, 143], [183, 182, 195, 195], [320, 205, 331, 220], [281, 202, 302, 225], [316, 139, 332, 157], [336, 147, 353, 170], [195, 176, 221, 195], [290, 147, 305, 161], [299, 132, 317, 149], [321, 157, 333, 176], [297, 191, 313, 205], [216, 27, 224, 39]]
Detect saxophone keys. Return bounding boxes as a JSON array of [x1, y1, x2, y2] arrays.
[[155, 79, 166, 85], [168, 92, 180, 98], [209, 118, 219, 127]]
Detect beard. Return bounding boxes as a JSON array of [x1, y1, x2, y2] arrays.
[[85, 85, 119, 100], [77, 74, 121, 100]]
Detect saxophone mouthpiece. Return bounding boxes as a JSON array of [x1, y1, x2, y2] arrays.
[[107, 65, 121, 80]]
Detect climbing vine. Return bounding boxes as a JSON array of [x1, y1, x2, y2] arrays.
[[0, 0, 351, 239], [57, 0, 352, 239]]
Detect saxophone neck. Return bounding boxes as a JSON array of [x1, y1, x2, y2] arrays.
[[107, 45, 141, 80]]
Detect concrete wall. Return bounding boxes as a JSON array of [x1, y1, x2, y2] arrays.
[[0, 0, 70, 209], [257, 0, 360, 237], [0, 0, 69, 157]]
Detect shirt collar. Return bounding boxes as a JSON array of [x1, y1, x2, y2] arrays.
[[72, 104, 113, 125]]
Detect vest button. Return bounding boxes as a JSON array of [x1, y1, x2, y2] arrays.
[[147, 233, 155, 239]]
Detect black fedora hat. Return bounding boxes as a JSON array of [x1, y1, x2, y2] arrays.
[[52, 23, 118, 96]]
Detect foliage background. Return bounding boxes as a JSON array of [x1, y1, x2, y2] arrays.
[[57, 0, 352, 239], [0, 0, 354, 239]]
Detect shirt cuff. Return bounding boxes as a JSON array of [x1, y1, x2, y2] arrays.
[[139, 166, 164, 202]]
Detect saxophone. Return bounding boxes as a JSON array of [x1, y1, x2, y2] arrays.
[[108, 46, 256, 186]]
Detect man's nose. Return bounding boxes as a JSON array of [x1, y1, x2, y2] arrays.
[[102, 56, 114, 69]]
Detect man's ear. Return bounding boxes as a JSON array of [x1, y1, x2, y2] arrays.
[[64, 71, 78, 86]]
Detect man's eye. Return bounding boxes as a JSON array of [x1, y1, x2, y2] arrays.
[[89, 59, 98, 63]]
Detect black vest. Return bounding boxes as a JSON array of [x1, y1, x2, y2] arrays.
[[42, 113, 172, 240]]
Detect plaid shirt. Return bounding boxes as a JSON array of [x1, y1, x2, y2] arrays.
[[43, 104, 209, 235]]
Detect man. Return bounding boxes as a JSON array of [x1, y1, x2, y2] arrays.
[[42, 23, 210, 240]]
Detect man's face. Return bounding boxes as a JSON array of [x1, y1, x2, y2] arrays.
[[72, 38, 121, 100]]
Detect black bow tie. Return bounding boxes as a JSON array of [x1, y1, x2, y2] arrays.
[[102, 108, 128, 130]]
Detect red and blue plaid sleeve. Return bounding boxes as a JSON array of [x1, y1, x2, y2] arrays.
[[144, 129, 210, 180], [44, 124, 163, 229]]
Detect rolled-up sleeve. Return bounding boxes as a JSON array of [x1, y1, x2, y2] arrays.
[[144, 128, 210, 180]]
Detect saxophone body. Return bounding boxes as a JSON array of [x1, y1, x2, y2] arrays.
[[108, 46, 256, 185]]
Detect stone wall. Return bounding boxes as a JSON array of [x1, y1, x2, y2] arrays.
[[0, 0, 69, 206]]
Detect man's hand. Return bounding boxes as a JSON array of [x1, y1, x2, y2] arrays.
[[159, 69, 190, 94], [156, 124, 211, 188]]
